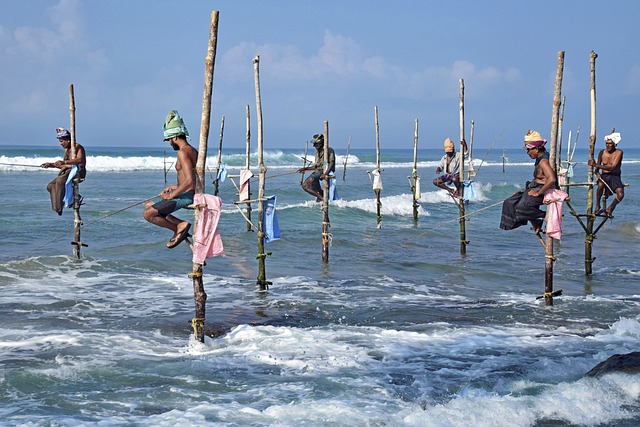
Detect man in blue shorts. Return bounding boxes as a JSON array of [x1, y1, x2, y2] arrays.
[[143, 110, 198, 248]]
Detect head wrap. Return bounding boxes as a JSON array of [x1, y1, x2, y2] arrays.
[[163, 110, 189, 141], [56, 127, 71, 140], [312, 133, 324, 146], [604, 132, 621, 146], [523, 129, 547, 149], [443, 138, 455, 153]]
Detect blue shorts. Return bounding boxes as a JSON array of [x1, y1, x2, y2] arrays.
[[152, 192, 194, 216]]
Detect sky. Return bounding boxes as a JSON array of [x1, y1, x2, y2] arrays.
[[1, 0, 639, 150]]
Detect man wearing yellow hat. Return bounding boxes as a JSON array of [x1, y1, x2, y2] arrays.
[[433, 137, 467, 198], [500, 130, 557, 234], [588, 132, 624, 218]]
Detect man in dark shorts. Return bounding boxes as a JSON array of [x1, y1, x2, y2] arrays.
[[143, 110, 198, 249], [588, 132, 624, 218], [297, 134, 335, 202]]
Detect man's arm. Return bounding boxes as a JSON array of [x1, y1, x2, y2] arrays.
[[529, 158, 556, 196], [164, 149, 196, 199], [594, 150, 622, 172]]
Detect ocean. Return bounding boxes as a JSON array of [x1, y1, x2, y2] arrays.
[[0, 143, 639, 426]]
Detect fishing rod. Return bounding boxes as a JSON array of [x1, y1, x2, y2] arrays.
[[29, 195, 160, 253], [421, 198, 505, 233], [470, 120, 516, 182], [0, 162, 44, 168]]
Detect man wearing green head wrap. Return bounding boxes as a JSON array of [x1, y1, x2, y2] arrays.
[[143, 110, 198, 249]]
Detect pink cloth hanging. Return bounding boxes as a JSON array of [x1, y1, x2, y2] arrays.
[[192, 194, 224, 264], [543, 189, 569, 240], [238, 169, 253, 201]]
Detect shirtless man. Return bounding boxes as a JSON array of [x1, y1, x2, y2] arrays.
[[41, 127, 87, 215], [143, 110, 198, 249], [588, 132, 624, 218], [500, 130, 556, 234]]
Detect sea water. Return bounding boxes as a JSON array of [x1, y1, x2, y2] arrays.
[[0, 144, 639, 426]]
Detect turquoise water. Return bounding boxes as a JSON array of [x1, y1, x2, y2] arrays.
[[0, 145, 639, 426]]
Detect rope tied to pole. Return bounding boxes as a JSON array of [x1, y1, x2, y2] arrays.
[[188, 272, 203, 279]]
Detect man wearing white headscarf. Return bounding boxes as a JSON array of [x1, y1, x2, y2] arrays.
[[588, 132, 624, 218]]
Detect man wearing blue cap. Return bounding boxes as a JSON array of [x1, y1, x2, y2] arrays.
[[41, 127, 87, 215], [143, 110, 197, 249]]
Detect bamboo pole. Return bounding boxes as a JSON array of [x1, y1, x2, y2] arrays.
[[585, 51, 598, 276], [213, 116, 224, 196], [374, 106, 382, 229], [68, 84, 84, 259], [300, 141, 309, 185], [342, 136, 351, 181], [544, 50, 564, 306], [190, 10, 218, 343], [253, 55, 270, 290], [458, 79, 467, 255], [244, 105, 252, 232], [322, 121, 330, 263], [411, 118, 419, 222], [557, 96, 566, 169], [467, 120, 475, 180]]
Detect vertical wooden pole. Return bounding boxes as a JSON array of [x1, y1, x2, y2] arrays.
[[411, 118, 419, 222], [253, 55, 269, 290], [458, 79, 467, 255], [322, 121, 330, 263], [191, 10, 218, 342], [467, 120, 475, 180], [68, 84, 83, 259], [557, 96, 566, 169], [214, 116, 224, 196], [342, 136, 351, 181], [244, 105, 252, 232], [585, 51, 598, 276], [544, 50, 564, 306], [374, 106, 382, 229]]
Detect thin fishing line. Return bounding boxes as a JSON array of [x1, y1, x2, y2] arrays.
[[471, 119, 516, 182], [28, 195, 160, 254], [420, 199, 505, 234]]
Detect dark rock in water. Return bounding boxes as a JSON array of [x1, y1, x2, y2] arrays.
[[586, 352, 640, 377]]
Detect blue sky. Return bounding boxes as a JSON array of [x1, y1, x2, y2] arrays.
[[1, 0, 639, 150]]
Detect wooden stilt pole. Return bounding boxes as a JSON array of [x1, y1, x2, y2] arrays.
[[411, 118, 419, 222], [374, 106, 382, 229], [544, 50, 564, 306], [322, 121, 330, 263], [68, 84, 85, 259], [191, 10, 218, 342], [244, 105, 252, 232], [343, 136, 351, 181], [458, 79, 467, 255], [557, 96, 566, 170], [213, 116, 224, 196], [253, 55, 270, 291], [467, 120, 476, 181], [585, 51, 598, 276]]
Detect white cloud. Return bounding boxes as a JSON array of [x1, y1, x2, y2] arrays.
[[219, 31, 521, 102], [7, 0, 83, 60]]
